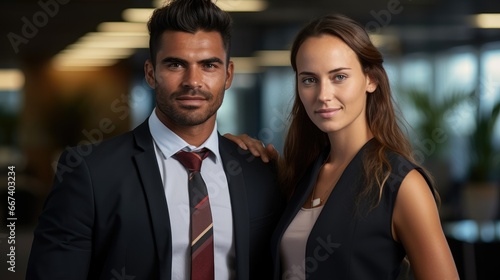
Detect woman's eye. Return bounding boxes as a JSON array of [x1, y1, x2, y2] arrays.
[[302, 77, 316, 85], [335, 74, 347, 81]]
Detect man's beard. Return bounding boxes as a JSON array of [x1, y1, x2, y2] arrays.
[[155, 85, 223, 126]]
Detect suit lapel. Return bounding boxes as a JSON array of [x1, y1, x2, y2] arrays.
[[270, 149, 328, 279], [133, 120, 172, 279], [276, 149, 327, 232], [218, 135, 250, 280]]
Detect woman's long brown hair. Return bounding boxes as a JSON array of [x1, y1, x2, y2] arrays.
[[278, 14, 439, 208]]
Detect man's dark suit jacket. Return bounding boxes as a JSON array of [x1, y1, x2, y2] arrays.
[[26, 119, 285, 280]]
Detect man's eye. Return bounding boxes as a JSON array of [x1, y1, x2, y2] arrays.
[[168, 63, 182, 68]]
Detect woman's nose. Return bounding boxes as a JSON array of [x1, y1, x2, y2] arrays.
[[318, 80, 333, 102]]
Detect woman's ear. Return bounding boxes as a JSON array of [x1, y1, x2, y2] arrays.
[[144, 59, 156, 89], [366, 75, 378, 93]]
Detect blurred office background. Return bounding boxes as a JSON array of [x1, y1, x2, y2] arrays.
[[0, 0, 499, 279]]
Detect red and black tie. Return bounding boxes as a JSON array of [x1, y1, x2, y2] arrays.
[[174, 149, 214, 280]]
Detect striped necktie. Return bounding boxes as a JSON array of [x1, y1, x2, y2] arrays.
[[174, 149, 214, 280]]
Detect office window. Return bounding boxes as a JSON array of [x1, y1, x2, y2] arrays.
[[260, 68, 295, 153], [218, 73, 259, 136], [480, 45, 500, 110], [434, 49, 477, 136], [480, 44, 500, 149], [129, 78, 154, 129], [400, 54, 433, 94], [435, 49, 477, 99], [0, 90, 22, 146], [395, 55, 434, 132]]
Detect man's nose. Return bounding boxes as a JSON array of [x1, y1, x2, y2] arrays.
[[182, 67, 202, 89]]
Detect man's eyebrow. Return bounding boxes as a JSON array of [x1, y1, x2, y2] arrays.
[[200, 57, 224, 65], [160, 57, 187, 64], [159, 57, 224, 65]]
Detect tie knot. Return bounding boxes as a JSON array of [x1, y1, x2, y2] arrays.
[[174, 148, 210, 173]]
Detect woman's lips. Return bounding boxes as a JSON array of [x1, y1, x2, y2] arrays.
[[315, 108, 340, 119]]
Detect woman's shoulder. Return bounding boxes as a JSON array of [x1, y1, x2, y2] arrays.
[[386, 151, 417, 174], [384, 150, 432, 192]]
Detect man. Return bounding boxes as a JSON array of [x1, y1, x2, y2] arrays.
[[26, 0, 284, 279]]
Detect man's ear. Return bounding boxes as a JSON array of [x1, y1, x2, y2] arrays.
[[225, 60, 234, 90], [144, 59, 156, 89]]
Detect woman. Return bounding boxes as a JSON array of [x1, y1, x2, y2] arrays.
[[228, 13, 459, 280]]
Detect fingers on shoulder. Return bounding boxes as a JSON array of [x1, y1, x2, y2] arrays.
[[223, 133, 250, 150]]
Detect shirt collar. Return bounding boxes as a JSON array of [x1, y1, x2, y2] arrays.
[[148, 109, 220, 163]]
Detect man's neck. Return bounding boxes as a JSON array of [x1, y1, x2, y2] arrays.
[[156, 111, 216, 147]]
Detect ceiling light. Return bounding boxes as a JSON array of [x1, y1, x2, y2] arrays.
[[52, 58, 119, 68], [52, 66, 102, 72], [56, 48, 135, 60], [0, 69, 24, 91], [122, 8, 154, 23], [215, 0, 267, 12], [71, 40, 148, 49], [255, 50, 290, 67], [52, 30, 148, 70], [231, 57, 259, 73], [127, 0, 267, 22], [471, 13, 500, 28], [52, 46, 136, 69], [369, 33, 400, 50], [79, 32, 149, 41], [98, 22, 148, 33], [72, 32, 149, 48]]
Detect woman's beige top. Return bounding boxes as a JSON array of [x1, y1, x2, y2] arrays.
[[279, 205, 324, 279]]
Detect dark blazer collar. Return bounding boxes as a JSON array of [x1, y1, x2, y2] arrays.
[[270, 139, 376, 279], [218, 135, 250, 280], [133, 118, 155, 152], [132, 118, 172, 279], [270, 148, 328, 279], [130, 122, 253, 280]]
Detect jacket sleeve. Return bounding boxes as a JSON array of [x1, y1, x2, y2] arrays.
[[26, 148, 94, 279]]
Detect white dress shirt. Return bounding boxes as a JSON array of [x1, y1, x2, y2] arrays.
[[149, 109, 235, 279]]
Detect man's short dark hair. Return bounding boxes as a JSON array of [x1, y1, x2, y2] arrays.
[[147, 0, 233, 66]]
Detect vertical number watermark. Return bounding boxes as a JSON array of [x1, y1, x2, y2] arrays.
[[6, 166, 16, 273]]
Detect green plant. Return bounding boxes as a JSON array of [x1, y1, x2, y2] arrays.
[[468, 100, 500, 183], [402, 88, 471, 157]]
